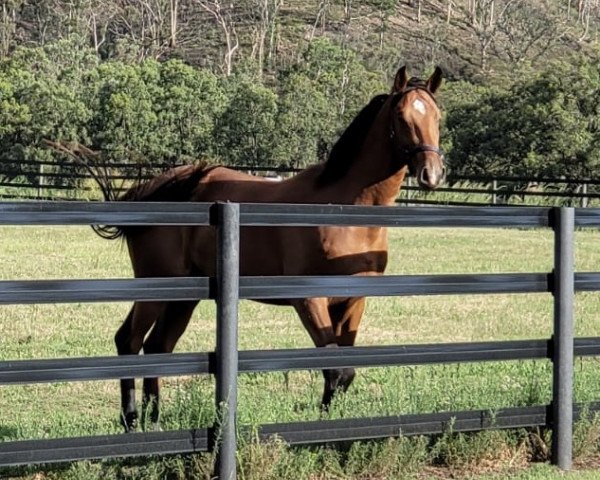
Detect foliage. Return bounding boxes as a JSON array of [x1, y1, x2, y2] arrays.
[[272, 71, 334, 168], [295, 38, 387, 124], [445, 58, 600, 178], [0, 22, 599, 182], [272, 38, 386, 168], [215, 70, 279, 166], [154, 60, 226, 162], [0, 40, 93, 183]]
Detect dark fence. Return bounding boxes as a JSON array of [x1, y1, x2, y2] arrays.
[[399, 176, 600, 207], [1, 203, 600, 478], [2, 160, 600, 207]]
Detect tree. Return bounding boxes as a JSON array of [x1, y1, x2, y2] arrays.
[[0, 41, 94, 184], [492, 0, 566, 66], [154, 59, 226, 161], [0, 74, 32, 180], [194, 0, 239, 76], [215, 71, 278, 166], [273, 72, 336, 168], [295, 38, 386, 123], [0, 0, 23, 58], [310, 0, 332, 40], [86, 60, 159, 163], [365, 0, 398, 49], [446, 58, 600, 178], [242, 0, 283, 76]]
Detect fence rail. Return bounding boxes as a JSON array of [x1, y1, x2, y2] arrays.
[[0, 202, 599, 478], [2, 161, 600, 206], [6, 337, 600, 386]]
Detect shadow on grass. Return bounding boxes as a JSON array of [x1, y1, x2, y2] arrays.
[[0, 425, 18, 438]]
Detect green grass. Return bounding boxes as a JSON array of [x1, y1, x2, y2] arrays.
[[2, 225, 600, 479]]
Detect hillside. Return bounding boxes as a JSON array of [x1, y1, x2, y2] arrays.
[[2, 1, 599, 83]]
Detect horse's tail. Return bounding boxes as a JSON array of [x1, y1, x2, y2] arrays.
[[91, 224, 123, 240], [43, 140, 126, 240], [44, 140, 212, 241], [99, 163, 212, 240], [118, 163, 210, 202]]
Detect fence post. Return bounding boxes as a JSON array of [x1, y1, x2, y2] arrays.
[[551, 206, 574, 470], [38, 163, 44, 199], [581, 183, 588, 209], [491, 179, 497, 205], [215, 202, 240, 480]]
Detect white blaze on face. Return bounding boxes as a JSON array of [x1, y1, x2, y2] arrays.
[[412, 98, 426, 115]]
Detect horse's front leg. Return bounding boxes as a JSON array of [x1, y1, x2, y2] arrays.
[[327, 297, 367, 400], [291, 297, 345, 411]]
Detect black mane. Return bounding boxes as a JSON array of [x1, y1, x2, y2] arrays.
[[316, 94, 389, 186]]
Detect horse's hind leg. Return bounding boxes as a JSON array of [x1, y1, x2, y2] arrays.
[[321, 297, 366, 408], [141, 300, 199, 428], [115, 301, 166, 431]]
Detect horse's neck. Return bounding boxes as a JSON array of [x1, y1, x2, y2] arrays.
[[344, 112, 407, 206], [354, 168, 407, 206]]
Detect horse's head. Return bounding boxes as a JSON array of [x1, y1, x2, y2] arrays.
[[389, 66, 445, 190]]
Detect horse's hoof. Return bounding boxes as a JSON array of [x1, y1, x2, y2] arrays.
[[319, 402, 332, 418], [120, 411, 139, 432], [147, 422, 163, 432]]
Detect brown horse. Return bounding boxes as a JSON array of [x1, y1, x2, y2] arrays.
[[102, 66, 445, 431]]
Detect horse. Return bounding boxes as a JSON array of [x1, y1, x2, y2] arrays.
[[99, 66, 446, 431]]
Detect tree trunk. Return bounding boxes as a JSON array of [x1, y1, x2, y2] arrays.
[[170, 0, 178, 47], [196, 0, 239, 76]]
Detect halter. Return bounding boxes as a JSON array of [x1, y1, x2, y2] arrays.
[[389, 86, 445, 175]]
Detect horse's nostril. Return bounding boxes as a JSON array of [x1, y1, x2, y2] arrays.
[[420, 168, 430, 186]]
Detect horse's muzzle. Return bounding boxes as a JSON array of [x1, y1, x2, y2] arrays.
[[417, 165, 446, 190]]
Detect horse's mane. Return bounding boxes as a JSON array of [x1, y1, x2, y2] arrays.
[[316, 94, 389, 186], [119, 162, 211, 202]]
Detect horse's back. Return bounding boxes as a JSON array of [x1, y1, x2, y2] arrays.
[[194, 165, 323, 203]]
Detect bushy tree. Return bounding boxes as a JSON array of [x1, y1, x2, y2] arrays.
[[5, 34, 598, 188], [0, 40, 93, 182], [446, 59, 600, 178], [272, 38, 387, 168], [155, 60, 226, 162], [86, 61, 159, 164], [272, 72, 335, 168], [0, 78, 30, 136], [215, 70, 278, 166], [297, 38, 386, 124], [0, 75, 32, 179]]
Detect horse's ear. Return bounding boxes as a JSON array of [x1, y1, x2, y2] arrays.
[[426, 66, 443, 94], [392, 66, 409, 93]]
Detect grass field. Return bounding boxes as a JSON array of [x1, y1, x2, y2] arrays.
[[2, 224, 600, 479]]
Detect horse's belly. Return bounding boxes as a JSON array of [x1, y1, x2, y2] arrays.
[[239, 226, 387, 276], [190, 224, 388, 278]]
